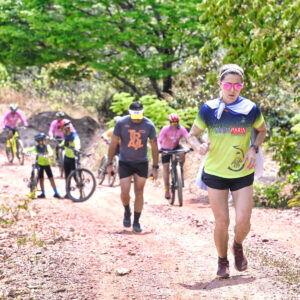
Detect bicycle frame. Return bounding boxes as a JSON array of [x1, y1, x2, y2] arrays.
[[6, 130, 19, 154]]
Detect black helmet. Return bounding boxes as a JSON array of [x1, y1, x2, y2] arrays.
[[34, 133, 48, 142]]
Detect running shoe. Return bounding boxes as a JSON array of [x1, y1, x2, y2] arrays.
[[53, 193, 63, 199], [164, 191, 170, 199], [37, 193, 46, 199], [133, 222, 142, 233], [216, 259, 230, 278], [231, 243, 248, 271], [123, 211, 131, 228]]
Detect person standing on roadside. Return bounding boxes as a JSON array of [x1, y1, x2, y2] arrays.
[[107, 102, 159, 233], [188, 64, 267, 278]]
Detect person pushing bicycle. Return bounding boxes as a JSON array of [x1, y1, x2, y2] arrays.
[[158, 113, 189, 200], [26, 133, 62, 199], [2, 103, 28, 142], [48, 111, 76, 160], [59, 120, 81, 199]]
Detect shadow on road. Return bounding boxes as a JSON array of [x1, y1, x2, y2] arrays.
[[179, 275, 256, 290]]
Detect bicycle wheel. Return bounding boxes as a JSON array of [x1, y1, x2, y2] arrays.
[[176, 165, 183, 206], [108, 155, 119, 187], [16, 139, 25, 165], [6, 144, 14, 163], [169, 166, 176, 205], [67, 168, 96, 202], [29, 166, 39, 198], [58, 149, 65, 178], [97, 156, 107, 185]]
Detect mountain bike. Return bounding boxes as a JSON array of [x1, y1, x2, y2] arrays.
[[26, 153, 49, 199], [160, 148, 193, 206], [66, 149, 96, 202], [5, 126, 25, 165], [97, 154, 119, 187], [51, 137, 65, 178]]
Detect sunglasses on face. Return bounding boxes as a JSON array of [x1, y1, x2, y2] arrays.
[[170, 122, 178, 125], [220, 81, 244, 91]]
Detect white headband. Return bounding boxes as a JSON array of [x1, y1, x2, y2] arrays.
[[129, 109, 144, 115]]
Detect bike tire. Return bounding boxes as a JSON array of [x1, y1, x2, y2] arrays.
[[176, 165, 183, 206], [97, 156, 107, 185], [30, 166, 39, 193], [67, 168, 96, 202], [58, 149, 65, 178], [109, 155, 119, 187], [169, 166, 176, 205], [6, 145, 14, 164], [16, 139, 25, 165]]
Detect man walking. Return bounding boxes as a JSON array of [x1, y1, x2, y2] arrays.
[[107, 101, 159, 232]]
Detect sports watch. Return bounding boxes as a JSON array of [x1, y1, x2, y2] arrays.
[[250, 144, 259, 153], [152, 165, 159, 169]]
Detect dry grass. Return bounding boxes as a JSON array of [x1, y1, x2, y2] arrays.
[[0, 87, 99, 121]]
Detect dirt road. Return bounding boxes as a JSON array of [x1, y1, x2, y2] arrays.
[[0, 152, 299, 299]]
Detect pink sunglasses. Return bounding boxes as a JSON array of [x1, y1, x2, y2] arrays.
[[220, 81, 244, 91]]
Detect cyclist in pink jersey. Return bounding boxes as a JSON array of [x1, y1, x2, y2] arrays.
[[158, 113, 189, 199], [2, 103, 28, 140], [48, 112, 75, 160]]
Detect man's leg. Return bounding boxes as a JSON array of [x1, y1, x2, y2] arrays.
[[120, 176, 132, 227], [230, 185, 253, 271], [132, 173, 147, 232]]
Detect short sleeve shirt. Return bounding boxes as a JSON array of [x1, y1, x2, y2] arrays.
[[113, 116, 157, 162], [194, 101, 264, 178]]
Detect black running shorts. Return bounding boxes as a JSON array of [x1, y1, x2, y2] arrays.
[[119, 161, 148, 179], [202, 170, 254, 191], [38, 165, 53, 179]]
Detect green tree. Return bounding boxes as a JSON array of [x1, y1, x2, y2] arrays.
[[197, 0, 299, 93], [0, 0, 205, 98]]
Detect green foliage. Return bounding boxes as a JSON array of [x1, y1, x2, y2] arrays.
[[197, 0, 300, 89], [254, 181, 289, 208], [255, 112, 300, 208], [267, 114, 300, 177], [0, 0, 205, 98], [109, 92, 198, 130]]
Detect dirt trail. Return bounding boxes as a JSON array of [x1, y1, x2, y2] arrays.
[[0, 151, 299, 300]]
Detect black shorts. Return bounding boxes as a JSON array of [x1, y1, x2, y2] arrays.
[[161, 144, 183, 164], [201, 170, 254, 191], [38, 165, 53, 179], [119, 161, 148, 179]]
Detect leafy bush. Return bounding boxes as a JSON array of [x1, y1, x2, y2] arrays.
[[109, 92, 198, 130], [254, 113, 300, 208]]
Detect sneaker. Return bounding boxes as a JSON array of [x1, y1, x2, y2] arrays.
[[53, 193, 63, 199], [64, 194, 70, 199], [231, 243, 248, 271], [165, 191, 170, 200], [133, 222, 142, 233], [216, 259, 230, 278], [37, 193, 46, 199], [123, 211, 131, 228]]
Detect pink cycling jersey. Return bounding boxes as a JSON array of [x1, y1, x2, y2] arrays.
[[2, 111, 28, 129], [158, 124, 188, 150], [48, 119, 75, 138]]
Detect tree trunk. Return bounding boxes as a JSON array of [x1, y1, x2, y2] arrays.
[[150, 76, 163, 99], [162, 61, 172, 95], [115, 75, 142, 97]]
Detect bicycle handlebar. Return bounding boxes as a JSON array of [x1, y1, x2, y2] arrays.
[[159, 148, 194, 154], [25, 152, 51, 158], [64, 146, 92, 157]]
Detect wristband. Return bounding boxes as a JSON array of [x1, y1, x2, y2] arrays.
[[152, 164, 159, 169]]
